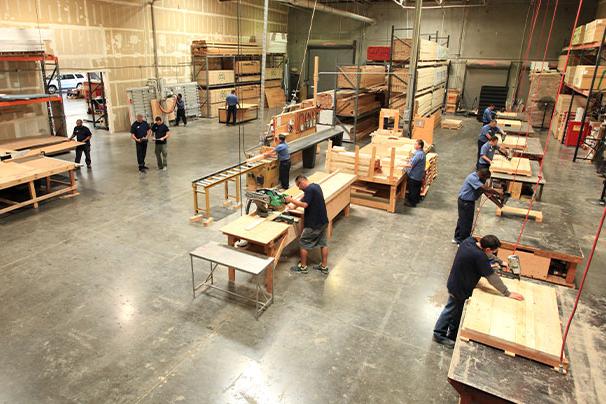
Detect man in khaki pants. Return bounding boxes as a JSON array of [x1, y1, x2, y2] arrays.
[[151, 116, 170, 170]]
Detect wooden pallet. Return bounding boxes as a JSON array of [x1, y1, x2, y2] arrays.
[[441, 118, 463, 130], [490, 156, 532, 176], [460, 278, 568, 370], [502, 135, 528, 150]]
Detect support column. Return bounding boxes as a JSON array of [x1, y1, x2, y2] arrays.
[[406, 0, 423, 137]]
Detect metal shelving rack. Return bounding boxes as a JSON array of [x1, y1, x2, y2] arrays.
[[192, 54, 262, 117], [85, 72, 109, 130], [331, 63, 384, 145], [560, 30, 606, 162], [0, 51, 66, 136], [385, 27, 450, 135]]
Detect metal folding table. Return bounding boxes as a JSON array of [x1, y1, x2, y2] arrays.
[[189, 241, 275, 319]]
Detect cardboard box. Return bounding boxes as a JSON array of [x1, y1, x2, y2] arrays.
[[555, 94, 587, 112], [572, 25, 585, 45], [235, 60, 260, 75], [572, 65, 606, 90], [528, 72, 561, 101], [557, 54, 580, 72], [196, 70, 234, 86], [583, 19, 606, 44], [565, 66, 576, 85], [265, 67, 282, 80]]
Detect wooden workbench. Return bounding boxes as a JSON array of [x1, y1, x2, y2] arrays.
[[448, 284, 605, 403], [0, 155, 78, 215], [220, 171, 356, 292], [473, 199, 583, 287], [490, 159, 546, 200], [501, 136, 544, 164]]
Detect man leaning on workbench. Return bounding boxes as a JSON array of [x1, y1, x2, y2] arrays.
[[477, 120, 506, 163], [285, 175, 330, 275], [433, 235, 524, 348]]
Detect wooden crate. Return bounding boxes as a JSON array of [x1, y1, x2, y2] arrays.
[[218, 104, 258, 123], [236, 84, 260, 100], [265, 67, 283, 80], [572, 65, 606, 90], [235, 60, 260, 75], [583, 19, 606, 44], [337, 65, 386, 89], [196, 70, 234, 86], [237, 75, 261, 83], [200, 87, 234, 104], [572, 25, 585, 45], [265, 79, 282, 88]]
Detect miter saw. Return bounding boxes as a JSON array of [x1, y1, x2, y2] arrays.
[[493, 255, 522, 281], [245, 189, 287, 218]]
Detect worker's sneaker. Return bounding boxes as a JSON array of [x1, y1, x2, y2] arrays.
[[314, 264, 329, 275], [290, 263, 308, 274], [451, 239, 459, 245], [432, 335, 455, 349]]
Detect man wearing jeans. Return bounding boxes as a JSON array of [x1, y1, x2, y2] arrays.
[[453, 168, 500, 245], [69, 119, 92, 168], [225, 90, 239, 126], [433, 235, 524, 348], [477, 120, 506, 162], [405, 139, 426, 207], [285, 175, 330, 275], [130, 114, 151, 172], [152, 116, 170, 170]]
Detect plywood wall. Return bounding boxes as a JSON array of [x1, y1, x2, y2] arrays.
[[0, 0, 288, 132]]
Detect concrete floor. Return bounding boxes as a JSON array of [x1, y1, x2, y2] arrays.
[[0, 112, 604, 403]]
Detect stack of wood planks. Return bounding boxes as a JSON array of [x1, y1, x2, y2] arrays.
[[527, 72, 561, 126], [335, 91, 381, 117], [416, 65, 447, 91], [392, 38, 446, 62], [343, 116, 379, 141], [441, 118, 463, 130], [390, 68, 409, 93], [0, 135, 80, 158], [501, 135, 527, 150], [191, 39, 261, 56], [337, 65, 386, 89], [490, 155, 532, 176], [421, 152, 438, 196], [446, 88, 460, 113], [264, 87, 286, 108]]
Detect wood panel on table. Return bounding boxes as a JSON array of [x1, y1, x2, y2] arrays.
[[490, 156, 532, 176], [460, 278, 568, 370]]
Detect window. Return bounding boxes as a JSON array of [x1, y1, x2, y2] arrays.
[[75, 74, 84, 79], [62, 74, 75, 80]]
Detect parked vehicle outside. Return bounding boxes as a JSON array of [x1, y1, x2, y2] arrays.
[[47, 72, 99, 94]]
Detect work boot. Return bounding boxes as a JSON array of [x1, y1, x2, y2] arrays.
[[290, 263, 308, 274], [432, 335, 455, 349]]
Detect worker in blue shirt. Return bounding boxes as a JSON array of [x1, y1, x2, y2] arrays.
[[225, 90, 240, 126], [405, 139, 426, 207], [477, 120, 506, 162], [130, 114, 151, 172], [433, 234, 524, 348], [482, 104, 496, 124], [478, 137, 507, 169], [264, 133, 291, 189], [69, 119, 92, 168], [453, 168, 501, 244]]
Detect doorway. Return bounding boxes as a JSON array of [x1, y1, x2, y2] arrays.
[[62, 71, 109, 132], [306, 44, 356, 96]]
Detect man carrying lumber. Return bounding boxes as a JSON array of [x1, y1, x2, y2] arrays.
[[452, 168, 501, 245], [405, 139, 426, 207], [69, 119, 92, 168], [285, 175, 330, 275], [482, 104, 496, 124], [264, 134, 290, 189], [130, 114, 152, 173], [225, 90, 240, 126], [477, 120, 506, 162], [433, 234, 524, 348], [477, 136, 507, 170]]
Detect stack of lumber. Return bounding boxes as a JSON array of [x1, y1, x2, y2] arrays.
[[501, 135, 527, 149], [527, 72, 561, 126], [431, 87, 445, 111], [490, 155, 532, 176], [345, 115, 379, 141], [446, 89, 460, 113], [390, 68, 409, 93], [414, 92, 433, 117], [388, 93, 407, 116], [191, 39, 261, 56], [335, 92, 381, 117], [415, 65, 447, 91], [441, 118, 463, 130], [0, 135, 79, 158], [421, 152, 438, 196], [392, 38, 447, 62], [337, 65, 386, 89]]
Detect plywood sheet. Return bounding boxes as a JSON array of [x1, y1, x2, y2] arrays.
[[490, 156, 532, 176], [265, 87, 286, 108], [496, 248, 550, 280], [502, 135, 528, 150], [460, 278, 567, 369], [0, 135, 66, 151]]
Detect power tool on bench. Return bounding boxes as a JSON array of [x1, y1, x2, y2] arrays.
[[496, 147, 513, 161], [245, 189, 287, 218], [485, 187, 510, 208], [494, 255, 522, 281]]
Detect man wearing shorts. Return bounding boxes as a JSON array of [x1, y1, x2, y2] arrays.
[[285, 175, 330, 275]]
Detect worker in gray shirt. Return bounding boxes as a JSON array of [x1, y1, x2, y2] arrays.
[[175, 94, 187, 126]]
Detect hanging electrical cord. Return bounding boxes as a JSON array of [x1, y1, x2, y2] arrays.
[[559, 205, 606, 367], [294, 0, 319, 102], [237, 0, 244, 215]]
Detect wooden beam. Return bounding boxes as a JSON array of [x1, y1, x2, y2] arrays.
[[496, 206, 543, 222]]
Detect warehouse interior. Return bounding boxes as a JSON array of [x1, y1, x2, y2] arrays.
[[1, 0, 606, 402]]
